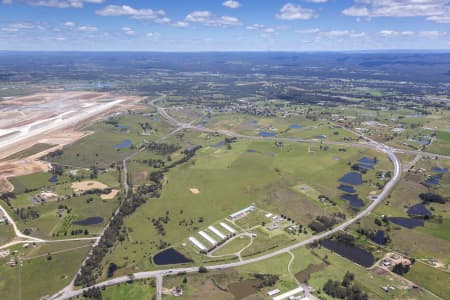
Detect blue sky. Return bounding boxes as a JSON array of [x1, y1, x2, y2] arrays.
[[1, 0, 450, 51]]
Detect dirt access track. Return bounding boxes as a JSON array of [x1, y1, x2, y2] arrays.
[[0, 91, 143, 192]]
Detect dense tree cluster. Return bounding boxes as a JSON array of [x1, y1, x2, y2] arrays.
[[392, 263, 411, 275], [309, 214, 345, 233], [334, 232, 356, 245], [356, 228, 390, 244], [82, 287, 102, 299], [323, 272, 368, 300], [419, 193, 447, 204], [15, 207, 39, 221], [139, 158, 165, 168], [70, 229, 89, 236], [44, 149, 64, 159], [144, 142, 180, 155], [51, 163, 64, 176], [0, 192, 15, 208], [254, 274, 279, 288]]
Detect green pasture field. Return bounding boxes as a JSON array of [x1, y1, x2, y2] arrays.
[[405, 262, 450, 299], [22, 240, 93, 259], [369, 156, 450, 263], [45, 112, 176, 168], [1, 143, 55, 161], [0, 223, 14, 245], [101, 280, 155, 300], [10, 193, 120, 239], [10, 172, 71, 194], [101, 136, 392, 278], [306, 247, 440, 300], [203, 112, 357, 142], [210, 235, 251, 257], [0, 245, 90, 300], [427, 132, 450, 155]]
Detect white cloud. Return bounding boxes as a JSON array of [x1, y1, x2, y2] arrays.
[[146, 32, 160, 37], [172, 21, 189, 28], [2, 0, 103, 8], [121, 27, 136, 36], [343, 0, 450, 24], [78, 25, 98, 32], [342, 6, 369, 17], [418, 30, 447, 38], [1, 22, 35, 32], [185, 11, 242, 26], [276, 3, 317, 20], [154, 17, 171, 24], [222, 0, 241, 8], [247, 24, 278, 34], [55, 37, 66, 41], [318, 30, 367, 38], [96, 5, 166, 20], [97, 4, 192, 26], [427, 13, 450, 23], [296, 28, 321, 33], [377, 30, 415, 37], [63, 21, 76, 27]]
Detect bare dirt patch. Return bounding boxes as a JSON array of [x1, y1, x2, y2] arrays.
[[0, 160, 51, 192], [100, 189, 119, 200], [72, 180, 108, 193], [189, 188, 200, 194], [134, 171, 148, 183]]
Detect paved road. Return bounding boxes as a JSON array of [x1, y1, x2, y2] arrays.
[[51, 95, 405, 300], [156, 275, 163, 300]]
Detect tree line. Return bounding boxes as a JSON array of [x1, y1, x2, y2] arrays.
[[74, 146, 201, 287]]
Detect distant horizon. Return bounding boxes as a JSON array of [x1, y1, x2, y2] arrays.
[[2, 49, 450, 53]]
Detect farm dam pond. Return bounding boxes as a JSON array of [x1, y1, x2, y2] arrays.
[[153, 248, 192, 265], [321, 239, 375, 268]]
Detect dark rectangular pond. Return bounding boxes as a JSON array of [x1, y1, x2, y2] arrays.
[[258, 131, 277, 137], [321, 239, 375, 268], [115, 124, 128, 130], [373, 230, 386, 245], [289, 124, 304, 129], [153, 248, 192, 265], [423, 177, 441, 186], [407, 203, 432, 217], [341, 194, 364, 207], [247, 149, 258, 153], [339, 172, 363, 185], [114, 139, 132, 149], [358, 157, 377, 165], [409, 137, 430, 145], [72, 216, 104, 226], [338, 184, 357, 193], [107, 263, 118, 278], [388, 217, 424, 229], [314, 134, 327, 139], [432, 167, 448, 173], [211, 140, 225, 148], [48, 175, 58, 183]]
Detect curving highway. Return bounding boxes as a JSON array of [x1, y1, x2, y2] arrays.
[[50, 95, 405, 300]]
